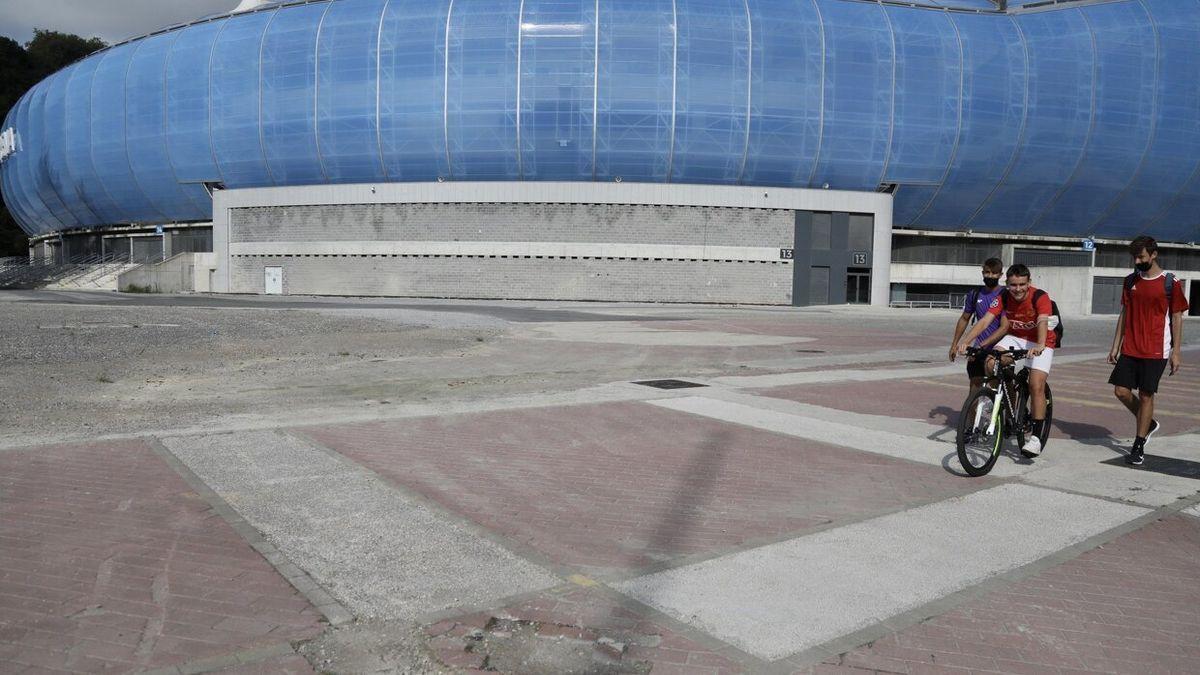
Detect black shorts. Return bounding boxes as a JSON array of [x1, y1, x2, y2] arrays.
[[966, 353, 986, 379], [1108, 355, 1168, 394]]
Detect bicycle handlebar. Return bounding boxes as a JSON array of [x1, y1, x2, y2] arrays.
[[963, 346, 1030, 360]]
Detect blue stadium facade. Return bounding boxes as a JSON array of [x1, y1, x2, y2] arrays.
[[2, 0, 1198, 243]]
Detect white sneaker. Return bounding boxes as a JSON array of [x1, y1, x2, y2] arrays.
[[1021, 436, 1042, 458]]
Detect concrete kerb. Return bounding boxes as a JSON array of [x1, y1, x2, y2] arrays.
[[775, 490, 1200, 671], [146, 436, 356, 628]]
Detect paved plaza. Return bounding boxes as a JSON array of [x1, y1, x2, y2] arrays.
[[2, 291, 1198, 674]]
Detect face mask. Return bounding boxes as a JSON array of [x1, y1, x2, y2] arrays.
[[1135, 261, 1152, 273], [982, 277, 1000, 288]]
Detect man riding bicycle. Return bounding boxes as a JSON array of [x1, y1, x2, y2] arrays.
[[955, 264, 1057, 458]]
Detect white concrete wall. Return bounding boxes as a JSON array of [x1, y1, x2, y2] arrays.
[[212, 181, 894, 306], [119, 253, 201, 293]]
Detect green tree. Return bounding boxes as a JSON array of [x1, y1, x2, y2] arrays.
[[0, 29, 106, 256]]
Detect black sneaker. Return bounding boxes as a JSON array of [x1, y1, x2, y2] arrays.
[[1126, 446, 1145, 466], [1146, 419, 1161, 442]]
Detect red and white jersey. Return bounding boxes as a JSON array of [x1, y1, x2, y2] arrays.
[[1122, 272, 1190, 359], [986, 286, 1058, 349]]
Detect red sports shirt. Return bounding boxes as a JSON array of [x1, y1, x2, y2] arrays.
[[986, 286, 1058, 349], [1121, 272, 1190, 359]]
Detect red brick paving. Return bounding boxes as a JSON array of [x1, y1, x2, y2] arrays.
[[0, 440, 323, 673], [761, 358, 1200, 441], [303, 402, 990, 577], [802, 514, 1200, 675], [425, 587, 745, 674]]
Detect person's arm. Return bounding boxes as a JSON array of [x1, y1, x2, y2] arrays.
[[1108, 307, 1125, 365], [980, 314, 1009, 349], [1030, 293, 1051, 356], [1169, 311, 1184, 375], [957, 313, 998, 354], [1169, 281, 1187, 374], [950, 312, 971, 362]]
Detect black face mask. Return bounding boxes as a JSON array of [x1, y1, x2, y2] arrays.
[[983, 277, 1000, 288], [1135, 261, 1152, 273]]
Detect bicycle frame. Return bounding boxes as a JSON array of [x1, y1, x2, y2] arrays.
[[968, 347, 1029, 438]]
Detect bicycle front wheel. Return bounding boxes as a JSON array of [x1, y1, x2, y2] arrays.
[[957, 388, 1003, 477]]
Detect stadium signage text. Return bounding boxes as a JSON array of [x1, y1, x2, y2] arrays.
[[0, 128, 17, 163]]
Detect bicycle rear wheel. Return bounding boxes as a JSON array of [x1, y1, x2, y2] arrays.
[[957, 388, 1003, 477]]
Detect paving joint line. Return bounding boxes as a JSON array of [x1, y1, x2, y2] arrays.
[[146, 436, 355, 628], [138, 640, 297, 675], [775, 489, 1200, 670]]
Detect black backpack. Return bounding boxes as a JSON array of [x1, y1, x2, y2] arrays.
[[1124, 272, 1176, 333], [1002, 288, 1065, 347]]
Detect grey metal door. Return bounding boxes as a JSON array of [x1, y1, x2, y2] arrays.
[[1091, 276, 1124, 315], [846, 270, 870, 304], [809, 266, 830, 306]]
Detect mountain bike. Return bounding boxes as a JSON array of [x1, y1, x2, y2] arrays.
[[956, 346, 1054, 476]]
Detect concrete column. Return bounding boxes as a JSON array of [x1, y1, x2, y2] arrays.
[[212, 191, 231, 293], [871, 195, 894, 308]]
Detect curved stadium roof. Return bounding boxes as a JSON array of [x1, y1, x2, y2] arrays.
[[2, 0, 1198, 243]]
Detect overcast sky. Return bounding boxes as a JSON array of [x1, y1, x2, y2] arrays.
[[0, 0, 242, 46]]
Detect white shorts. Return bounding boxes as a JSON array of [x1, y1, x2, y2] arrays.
[[995, 335, 1053, 374]]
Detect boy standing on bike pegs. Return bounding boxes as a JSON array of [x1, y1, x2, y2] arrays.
[[1107, 236, 1189, 466], [955, 264, 1058, 458], [949, 258, 1007, 396]]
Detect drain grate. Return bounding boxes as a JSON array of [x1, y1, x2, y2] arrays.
[[1101, 455, 1200, 480], [633, 379, 708, 390], [794, 349, 825, 354]]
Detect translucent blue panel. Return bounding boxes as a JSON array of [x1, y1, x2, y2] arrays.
[[445, 0, 521, 179], [811, 0, 893, 190], [883, 7, 959, 186], [21, 88, 64, 232], [379, 0, 450, 180], [519, 0, 596, 180], [670, 0, 749, 184], [1032, 2, 1156, 236], [594, 0, 673, 183], [166, 21, 226, 189], [741, 0, 822, 187], [44, 67, 100, 226], [211, 10, 275, 188], [1128, 0, 1200, 242], [27, 83, 77, 229], [261, 2, 328, 185], [893, 185, 939, 226], [918, 14, 1024, 229], [127, 33, 207, 220], [91, 44, 163, 223], [316, 0, 387, 183], [65, 55, 124, 224], [968, 10, 1093, 234], [3, 98, 43, 233]]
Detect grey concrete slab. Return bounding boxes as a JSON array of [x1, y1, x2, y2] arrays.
[[161, 430, 561, 620], [614, 484, 1146, 661], [1020, 458, 1200, 507]]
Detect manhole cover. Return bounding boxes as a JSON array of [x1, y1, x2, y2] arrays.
[[1100, 455, 1200, 479], [633, 379, 708, 390]]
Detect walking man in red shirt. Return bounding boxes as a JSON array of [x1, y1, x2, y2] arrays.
[[1108, 236, 1189, 466]]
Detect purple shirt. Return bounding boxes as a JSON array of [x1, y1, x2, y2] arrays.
[[965, 286, 1004, 346]]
